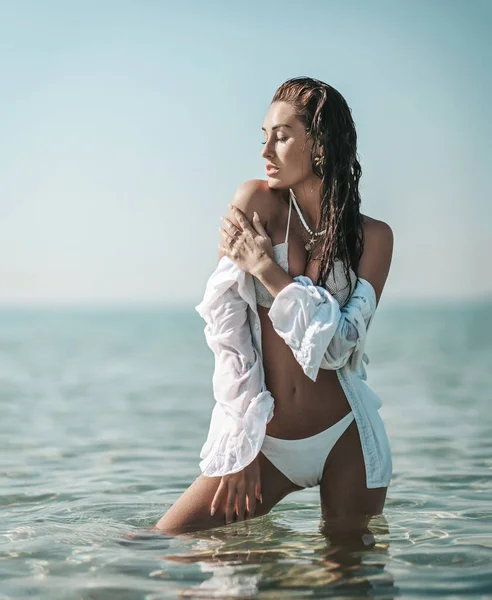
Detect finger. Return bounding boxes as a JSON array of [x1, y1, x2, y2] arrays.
[[228, 204, 253, 232], [218, 243, 228, 254], [211, 479, 226, 516], [246, 486, 257, 519], [218, 226, 234, 242], [256, 481, 263, 505], [226, 485, 236, 525], [217, 225, 230, 254], [221, 216, 241, 236], [236, 488, 246, 522], [253, 211, 268, 236]]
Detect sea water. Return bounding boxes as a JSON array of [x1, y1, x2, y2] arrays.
[[1, 300, 491, 598]]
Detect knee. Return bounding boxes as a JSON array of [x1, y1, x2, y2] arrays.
[[319, 514, 376, 547], [152, 524, 187, 537], [153, 511, 195, 537], [153, 505, 224, 536]]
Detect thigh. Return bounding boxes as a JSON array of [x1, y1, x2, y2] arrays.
[[319, 417, 387, 533], [153, 450, 302, 535]]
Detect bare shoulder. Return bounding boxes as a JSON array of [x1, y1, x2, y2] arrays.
[[217, 179, 281, 262], [229, 179, 281, 223], [358, 214, 394, 307]]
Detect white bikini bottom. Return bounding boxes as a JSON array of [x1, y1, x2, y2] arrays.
[[260, 411, 355, 488]]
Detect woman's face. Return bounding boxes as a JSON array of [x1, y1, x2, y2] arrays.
[[261, 101, 314, 189]]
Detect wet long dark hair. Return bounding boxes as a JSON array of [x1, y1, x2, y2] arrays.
[[271, 77, 364, 305]]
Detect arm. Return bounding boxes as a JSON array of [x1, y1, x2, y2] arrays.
[[319, 217, 395, 371], [266, 274, 375, 380], [195, 259, 274, 477], [196, 180, 278, 522], [196, 180, 278, 478], [261, 220, 394, 381], [217, 179, 274, 263]]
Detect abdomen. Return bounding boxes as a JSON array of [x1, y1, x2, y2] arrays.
[[258, 307, 352, 439]]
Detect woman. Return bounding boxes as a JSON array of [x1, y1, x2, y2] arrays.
[[154, 76, 394, 537]]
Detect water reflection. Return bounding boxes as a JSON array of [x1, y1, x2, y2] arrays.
[[152, 512, 399, 598]]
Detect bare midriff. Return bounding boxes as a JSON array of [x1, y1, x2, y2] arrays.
[[257, 186, 356, 440], [259, 305, 352, 440]]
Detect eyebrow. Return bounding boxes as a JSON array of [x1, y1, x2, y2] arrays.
[[261, 124, 292, 131]]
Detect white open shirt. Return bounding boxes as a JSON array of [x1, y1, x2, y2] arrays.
[[195, 255, 393, 489]]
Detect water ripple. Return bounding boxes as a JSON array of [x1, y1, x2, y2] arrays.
[[1, 305, 491, 597]]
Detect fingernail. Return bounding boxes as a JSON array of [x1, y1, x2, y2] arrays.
[[260, 494, 263, 503], [210, 507, 215, 516], [254, 211, 258, 219]]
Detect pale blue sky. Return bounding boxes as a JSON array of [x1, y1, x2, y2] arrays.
[[0, 0, 490, 306]]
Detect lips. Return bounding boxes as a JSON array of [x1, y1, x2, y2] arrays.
[[266, 164, 280, 175]]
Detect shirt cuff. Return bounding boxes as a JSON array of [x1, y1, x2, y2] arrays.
[[267, 276, 341, 382], [199, 390, 275, 477]]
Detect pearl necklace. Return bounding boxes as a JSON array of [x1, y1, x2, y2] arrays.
[[289, 188, 327, 251]]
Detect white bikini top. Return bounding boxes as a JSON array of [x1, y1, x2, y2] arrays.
[[252, 193, 357, 308]]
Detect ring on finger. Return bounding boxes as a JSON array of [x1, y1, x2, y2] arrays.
[[229, 230, 240, 245]]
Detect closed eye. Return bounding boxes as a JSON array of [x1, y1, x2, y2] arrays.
[[261, 137, 288, 145]]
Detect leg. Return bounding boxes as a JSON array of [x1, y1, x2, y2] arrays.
[[153, 450, 303, 536], [319, 417, 387, 541]]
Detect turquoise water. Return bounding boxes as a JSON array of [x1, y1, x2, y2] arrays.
[[1, 301, 491, 599]]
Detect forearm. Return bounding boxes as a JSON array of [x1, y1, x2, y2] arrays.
[[196, 273, 275, 477], [252, 257, 295, 298], [265, 276, 377, 381]]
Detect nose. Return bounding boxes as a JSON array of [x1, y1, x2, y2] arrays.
[[261, 138, 275, 160]]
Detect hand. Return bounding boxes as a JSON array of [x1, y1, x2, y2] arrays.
[[218, 204, 274, 277], [210, 455, 263, 524]]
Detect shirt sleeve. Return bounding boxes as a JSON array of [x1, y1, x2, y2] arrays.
[[267, 275, 377, 382], [195, 259, 275, 477]]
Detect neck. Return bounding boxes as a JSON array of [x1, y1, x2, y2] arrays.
[[290, 177, 323, 231]]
